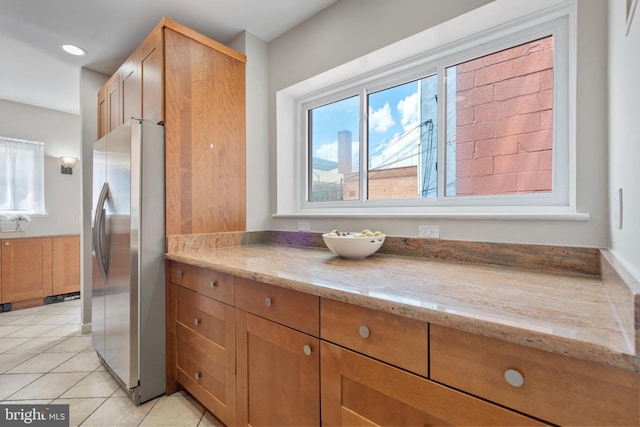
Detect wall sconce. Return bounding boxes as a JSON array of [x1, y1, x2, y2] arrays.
[[59, 157, 78, 175]]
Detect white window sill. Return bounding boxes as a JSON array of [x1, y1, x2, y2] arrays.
[[272, 212, 590, 221]]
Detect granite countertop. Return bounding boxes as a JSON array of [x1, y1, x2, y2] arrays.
[[165, 235, 639, 372]]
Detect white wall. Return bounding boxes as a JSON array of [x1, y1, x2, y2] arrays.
[[229, 31, 271, 231], [0, 98, 81, 236], [79, 68, 108, 331], [608, 0, 640, 280], [266, 0, 611, 248]]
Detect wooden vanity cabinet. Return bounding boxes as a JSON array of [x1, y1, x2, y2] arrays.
[[430, 324, 640, 426], [98, 17, 246, 235], [235, 277, 320, 426]]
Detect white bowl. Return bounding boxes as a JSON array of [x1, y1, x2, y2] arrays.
[[322, 232, 385, 259]]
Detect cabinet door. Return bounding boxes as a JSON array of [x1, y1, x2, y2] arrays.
[[98, 87, 108, 139], [1, 238, 52, 303], [119, 59, 140, 123], [52, 236, 80, 296], [164, 28, 246, 235], [106, 74, 121, 132], [236, 311, 320, 426], [321, 341, 545, 427], [139, 28, 163, 124]]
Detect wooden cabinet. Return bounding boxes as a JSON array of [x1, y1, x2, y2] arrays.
[[0, 236, 81, 310], [235, 278, 320, 426], [97, 74, 120, 139], [168, 261, 321, 426], [430, 324, 640, 426], [1, 237, 52, 305], [236, 311, 320, 427], [52, 235, 80, 296], [319, 299, 542, 426], [98, 17, 246, 235], [167, 261, 237, 426], [167, 261, 638, 426], [321, 341, 544, 426]]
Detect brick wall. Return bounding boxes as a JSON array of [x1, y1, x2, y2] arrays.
[[455, 36, 553, 196]]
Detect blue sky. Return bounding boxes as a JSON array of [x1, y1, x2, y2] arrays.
[[310, 81, 423, 168]]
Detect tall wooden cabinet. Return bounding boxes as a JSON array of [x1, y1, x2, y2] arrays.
[[97, 17, 246, 235]]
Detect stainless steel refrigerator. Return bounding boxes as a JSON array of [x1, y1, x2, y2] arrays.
[[91, 118, 165, 404]]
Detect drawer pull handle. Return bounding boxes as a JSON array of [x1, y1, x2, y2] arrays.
[[504, 369, 524, 387], [209, 280, 217, 288], [194, 371, 201, 381], [303, 345, 312, 356], [265, 297, 272, 307], [359, 325, 370, 338], [194, 318, 201, 326], [178, 271, 183, 278]]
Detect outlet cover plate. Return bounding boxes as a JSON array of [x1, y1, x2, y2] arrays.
[[418, 225, 440, 238]]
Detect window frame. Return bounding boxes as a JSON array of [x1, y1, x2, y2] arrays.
[[277, 0, 583, 219]]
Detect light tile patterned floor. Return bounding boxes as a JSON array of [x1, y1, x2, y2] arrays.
[[0, 299, 224, 426]]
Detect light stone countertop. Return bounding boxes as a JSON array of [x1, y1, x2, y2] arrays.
[[166, 243, 638, 372]]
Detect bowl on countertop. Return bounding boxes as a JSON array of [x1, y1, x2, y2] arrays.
[[322, 231, 385, 259]]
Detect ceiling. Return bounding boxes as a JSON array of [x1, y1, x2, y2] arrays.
[[0, 0, 337, 114]]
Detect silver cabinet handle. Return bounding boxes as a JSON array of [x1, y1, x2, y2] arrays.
[[209, 280, 217, 288], [194, 318, 200, 327], [194, 371, 201, 381], [265, 297, 272, 307], [4, 242, 9, 246], [504, 369, 524, 387], [303, 345, 312, 356], [178, 271, 183, 278], [359, 325, 370, 338]]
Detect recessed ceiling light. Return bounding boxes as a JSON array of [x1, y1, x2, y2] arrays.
[[62, 44, 86, 56]]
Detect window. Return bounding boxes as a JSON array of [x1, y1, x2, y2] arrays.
[[304, 31, 565, 209], [0, 136, 46, 214], [277, 1, 575, 218]]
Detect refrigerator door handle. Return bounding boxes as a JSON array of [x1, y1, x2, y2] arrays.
[[93, 182, 113, 280]]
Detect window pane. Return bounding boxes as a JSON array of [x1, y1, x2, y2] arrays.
[[367, 75, 437, 200], [308, 96, 360, 202], [446, 36, 554, 197], [0, 137, 45, 214]]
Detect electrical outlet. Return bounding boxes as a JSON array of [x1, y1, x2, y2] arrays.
[[298, 221, 311, 232], [418, 225, 439, 238]]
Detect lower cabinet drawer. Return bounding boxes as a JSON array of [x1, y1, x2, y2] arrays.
[[176, 285, 235, 372], [430, 325, 640, 426], [235, 276, 319, 336], [321, 298, 428, 377], [177, 335, 236, 426], [321, 341, 545, 426]]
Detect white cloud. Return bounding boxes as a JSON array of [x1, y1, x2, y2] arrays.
[[315, 141, 338, 161], [369, 102, 395, 133], [398, 92, 419, 131], [315, 140, 360, 165]]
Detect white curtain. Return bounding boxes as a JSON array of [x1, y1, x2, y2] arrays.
[[0, 136, 45, 213]]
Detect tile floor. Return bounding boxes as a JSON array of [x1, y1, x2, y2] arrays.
[[0, 299, 223, 426]]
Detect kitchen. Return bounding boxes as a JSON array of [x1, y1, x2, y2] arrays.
[[0, 0, 639, 426]]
